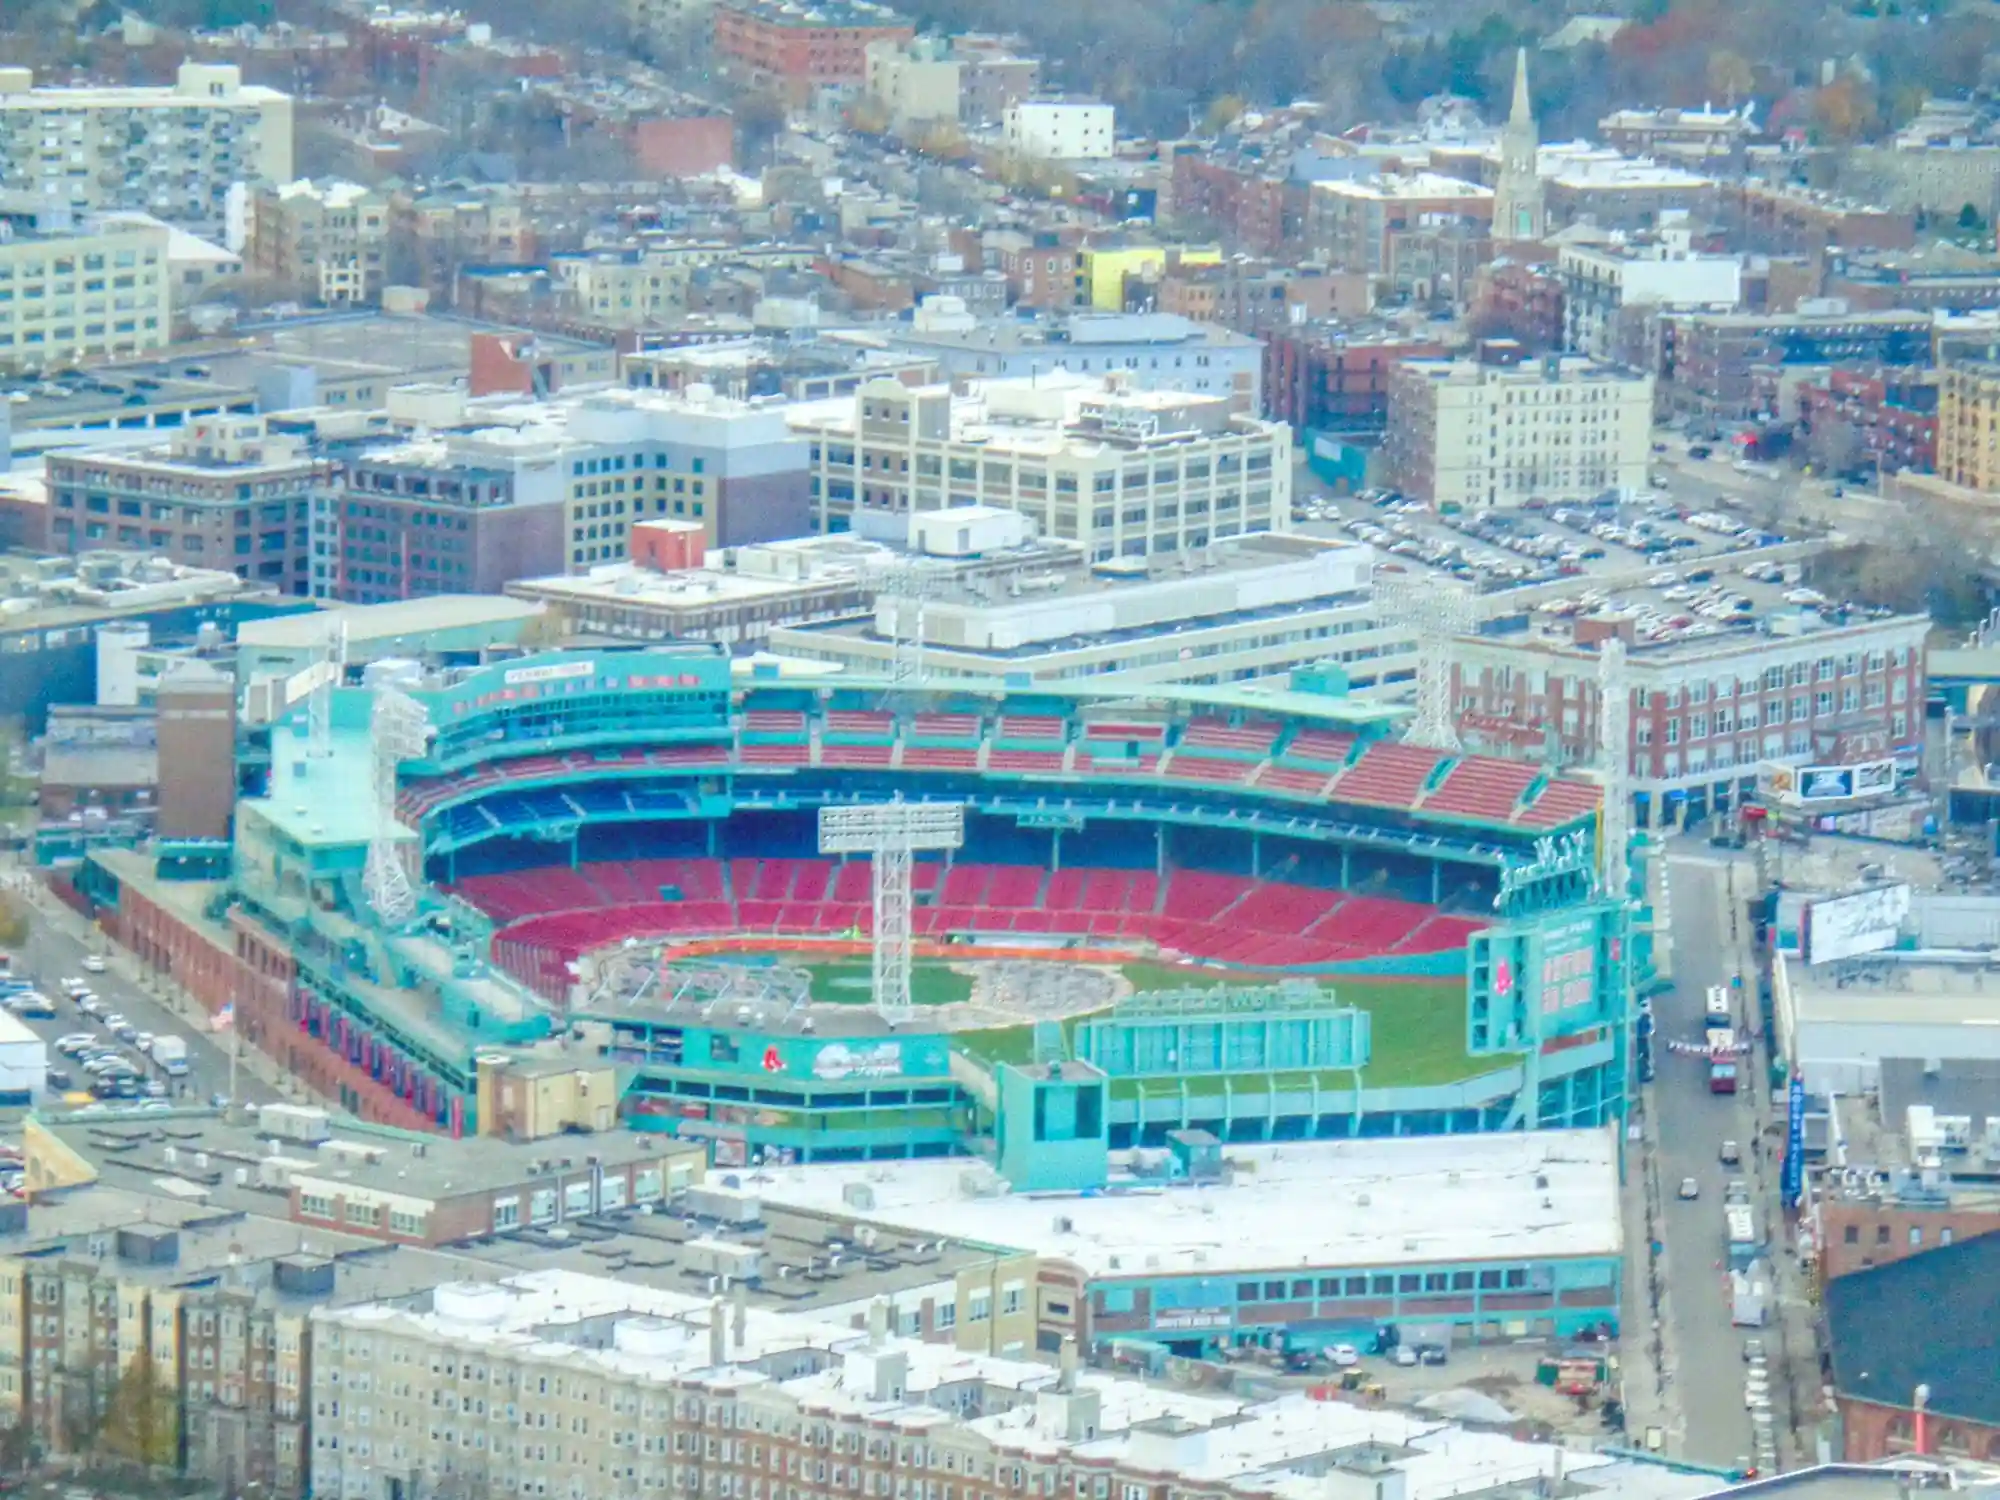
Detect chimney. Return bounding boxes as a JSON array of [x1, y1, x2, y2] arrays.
[[1914, 1383, 1931, 1454], [732, 1281, 749, 1350], [709, 1297, 726, 1367], [1058, 1335, 1079, 1391], [867, 1295, 890, 1345]]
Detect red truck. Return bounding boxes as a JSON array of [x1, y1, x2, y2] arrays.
[[1709, 1059, 1739, 1094]]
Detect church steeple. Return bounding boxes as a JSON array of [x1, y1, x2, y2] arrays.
[[1509, 44, 1533, 127], [1493, 47, 1545, 244]]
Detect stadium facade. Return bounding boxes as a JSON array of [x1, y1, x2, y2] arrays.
[[77, 645, 1646, 1186]]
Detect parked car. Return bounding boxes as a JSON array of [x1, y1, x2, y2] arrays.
[[1392, 1346, 1418, 1367], [1329, 1344, 1361, 1368], [1415, 1344, 1448, 1366], [1720, 1140, 1741, 1165], [80, 955, 106, 974], [44, 1068, 71, 1091]]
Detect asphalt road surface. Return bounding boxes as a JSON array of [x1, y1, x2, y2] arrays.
[[1654, 852, 1765, 1468], [8, 886, 274, 1111], [1653, 450, 1899, 542]]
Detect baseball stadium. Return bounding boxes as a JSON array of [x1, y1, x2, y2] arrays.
[[81, 643, 1640, 1178]]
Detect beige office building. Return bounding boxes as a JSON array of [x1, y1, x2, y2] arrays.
[[249, 180, 388, 306], [0, 215, 173, 373], [1938, 358, 2000, 493], [1385, 353, 1653, 510], [0, 64, 293, 232], [792, 374, 1290, 560]]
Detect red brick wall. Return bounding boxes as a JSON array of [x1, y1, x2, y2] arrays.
[[631, 519, 705, 572], [1839, 1396, 2000, 1463], [634, 116, 735, 178], [1819, 1201, 2000, 1280]]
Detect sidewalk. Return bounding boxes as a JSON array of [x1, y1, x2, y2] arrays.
[[1619, 1083, 1681, 1453], [1716, 858, 1818, 1474], [15, 874, 307, 1104]]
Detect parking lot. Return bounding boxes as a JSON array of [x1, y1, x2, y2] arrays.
[[1295, 454, 1898, 651], [10, 961, 198, 1107]]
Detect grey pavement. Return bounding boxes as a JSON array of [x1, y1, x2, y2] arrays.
[[3, 867, 299, 1111], [1654, 848, 1821, 1475]]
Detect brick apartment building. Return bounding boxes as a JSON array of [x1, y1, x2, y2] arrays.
[[1262, 332, 1449, 435], [45, 417, 334, 597], [714, 0, 913, 97], [1170, 151, 1297, 254], [1798, 366, 1938, 477], [1446, 609, 1930, 826], [993, 230, 1085, 309], [1726, 182, 1916, 256], [1471, 257, 1565, 352], [1656, 309, 1933, 421]]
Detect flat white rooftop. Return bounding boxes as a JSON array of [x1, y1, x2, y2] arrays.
[[314, 1268, 1697, 1500], [744, 1129, 1621, 1277]]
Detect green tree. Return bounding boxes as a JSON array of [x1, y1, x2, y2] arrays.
[[1960, 203, 1986, 232], [98, 1356, 178, 1471]]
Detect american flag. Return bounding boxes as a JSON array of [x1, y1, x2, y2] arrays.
[[211, 1003, 235, 1033]]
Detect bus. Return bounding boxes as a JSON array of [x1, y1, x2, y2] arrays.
[[1704, 985, 1732, 1035], [1726, 1203, 1761, 1269]]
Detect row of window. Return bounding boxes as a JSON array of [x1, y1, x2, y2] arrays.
[[1233, 1266, 1533, 1302]]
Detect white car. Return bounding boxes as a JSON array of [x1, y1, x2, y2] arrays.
[[59, 977, 87, 997], [81, 955, 107, 974], [1329, 1344, 1361, 1368], [55, 1034, 95, 1056], [1678, 1177, 1700, 1200]]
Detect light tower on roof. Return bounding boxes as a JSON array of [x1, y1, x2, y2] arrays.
[[1492, 47, 1546, 244]]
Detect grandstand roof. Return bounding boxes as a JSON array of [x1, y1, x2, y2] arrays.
[[745, 674, 1407, 730], [745, 1128, 1622, 1278], [237, 594, 545, 650]]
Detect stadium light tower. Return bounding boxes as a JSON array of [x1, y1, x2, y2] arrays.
[[363, 685, 431, 926], [818, 798, 964, 1025], [873, 556, 951, 688], [1374, 569, 1479, 751], [306, 616, 347, 761], [1596, 636, 1631, 901]]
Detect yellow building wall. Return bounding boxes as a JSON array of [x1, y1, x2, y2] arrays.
[[1081, 246, 1221, 311], [951, 1253, 1041, 1357], [23, 1116, 98, 1195]]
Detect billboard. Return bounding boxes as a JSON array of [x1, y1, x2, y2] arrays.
[[1783, 1074, 1806, 1209], [1761, 758, 1898, 804], [1801, 883, 1911, 966]]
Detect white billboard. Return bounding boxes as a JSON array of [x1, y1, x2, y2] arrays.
[[1802, 883, 1911, 967]]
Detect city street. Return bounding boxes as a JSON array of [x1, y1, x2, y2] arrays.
[[4, 876, 278, 1111], [1642, 851, 1784, 1471]]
